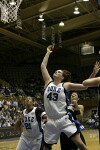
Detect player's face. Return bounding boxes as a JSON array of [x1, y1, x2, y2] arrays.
[[53, 70, 64, 80], [25, 97, 33, 106], [71, 92, 79, 102]]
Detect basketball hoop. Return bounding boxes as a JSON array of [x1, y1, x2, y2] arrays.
[[0, 0, 23, 23]]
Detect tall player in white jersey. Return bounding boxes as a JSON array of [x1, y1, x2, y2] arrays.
[[14, 96, 47, 150], [41, 45, 90, 150]]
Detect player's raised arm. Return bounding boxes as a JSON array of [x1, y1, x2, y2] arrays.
[[89, 61, 100, 78], [82, 61, 100, 87], [41, 45, 54, 87]]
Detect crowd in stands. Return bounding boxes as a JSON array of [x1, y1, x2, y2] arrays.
[[87, 110, 99, 129], [0, 77, 44, 128], [0, 96, 24, 127]]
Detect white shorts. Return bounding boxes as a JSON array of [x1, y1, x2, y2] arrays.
[[16, 135, 43, 150], [44, 115, 77, 144]]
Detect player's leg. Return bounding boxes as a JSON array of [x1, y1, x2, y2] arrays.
[[43, 142, 52, 150], [31, 137, 44, 150], [60, 132, 77, 150], [71, 133, 88, 150], [43, 119, 60, 150], [80, 132, 86, 145], [16, 138, 28, 150], [61, 117, 88, 150]]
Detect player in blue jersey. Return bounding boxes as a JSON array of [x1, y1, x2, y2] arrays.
[[60, 61, 100, 150], [14, 96, 46, 150], [41, 45, 90, 150], [60, 92, 86, 150]]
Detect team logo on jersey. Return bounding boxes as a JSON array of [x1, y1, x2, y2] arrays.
[[47, 86, 61, 93], [22, 116, 34, 123]]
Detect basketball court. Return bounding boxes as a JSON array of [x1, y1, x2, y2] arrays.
[[0, 129, 99, 150], [0, 1, 100, 150]]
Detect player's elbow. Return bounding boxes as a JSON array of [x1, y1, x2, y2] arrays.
[[41, 62, 44, 68], [82, 80, 87, 86], [41, 63, 46, 71], [81, 84, 88, 90], [83, 85, 88, 90]]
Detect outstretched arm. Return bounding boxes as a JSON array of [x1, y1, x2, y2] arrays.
[[64, 82, 88, 91], [41, 45, 54, 87], [83, 77, 100, 87], [64, 64, 100, 91]]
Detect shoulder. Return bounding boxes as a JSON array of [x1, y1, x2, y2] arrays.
[[63, 82, 73, 91], [78, 105, 84, 110], [35, 107, 44, 115], [23, 109, 26, 114], [44, 80, 53, 89]]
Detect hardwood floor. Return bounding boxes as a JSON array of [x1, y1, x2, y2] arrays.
[[0, 129, 99, 150], [53, 129, 99, 150]]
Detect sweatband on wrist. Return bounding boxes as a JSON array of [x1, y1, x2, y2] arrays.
[[41, 112, 46, 118]]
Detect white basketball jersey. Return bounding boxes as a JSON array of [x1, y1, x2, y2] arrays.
[[21, 107, 42, 139], [44, 82, 70, 119]]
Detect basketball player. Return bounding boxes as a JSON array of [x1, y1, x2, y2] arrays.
[[41, 45, 89, 150], [60, 61, 100, 150], [14, 96, 47, 150], [60, 92, 86, 150]]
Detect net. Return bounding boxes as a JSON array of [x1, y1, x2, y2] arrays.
[[0, 0, 23, 23]]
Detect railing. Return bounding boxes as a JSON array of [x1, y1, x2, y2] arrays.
[[0, 127, 21, 139]]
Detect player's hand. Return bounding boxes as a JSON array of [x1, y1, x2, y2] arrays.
[[18, 111, 24, 121], [42, 114, 47, 124], [71, 100, 76, 105], [47, 45, 54, 53], [93, 61, 100, 75], [71, 100, 78, 108]]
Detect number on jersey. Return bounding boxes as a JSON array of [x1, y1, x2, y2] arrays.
[[24, 123, 32, 129], [47, 92, 58, 101]]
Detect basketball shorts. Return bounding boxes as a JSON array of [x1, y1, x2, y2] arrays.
[[16, 134, 43, 150], [44, 115, 77, 144]]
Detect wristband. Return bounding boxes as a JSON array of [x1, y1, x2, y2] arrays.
[[41, 112, 46, 118], [74, 110, 81, 115], [47, 48, 49, 51]]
